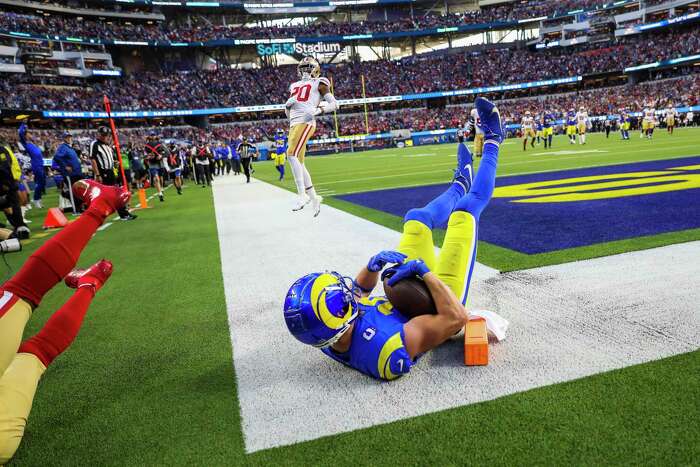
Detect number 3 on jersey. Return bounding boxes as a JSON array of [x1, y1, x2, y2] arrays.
[[291, 84, 312, 102]]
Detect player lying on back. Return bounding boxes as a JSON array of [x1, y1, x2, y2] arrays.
[[0, 179, 128, 463], [283, 97, 503, 380], [284, 56, 338, 217]]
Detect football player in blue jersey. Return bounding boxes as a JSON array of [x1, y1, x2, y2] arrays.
[[566, 109, 578, 145], [543, 111, 554, 149], [273, 129, 288, 181], [283, 97, 504, 381]]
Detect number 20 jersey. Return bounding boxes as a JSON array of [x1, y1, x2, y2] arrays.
[[320, 296, 415, 381], [288, 77, 331, 127]]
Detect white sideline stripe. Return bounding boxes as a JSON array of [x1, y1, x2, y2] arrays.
[[97, 222, 112, 231], [213, 178, 700, 453]]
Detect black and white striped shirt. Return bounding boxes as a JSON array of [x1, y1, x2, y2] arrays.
[[90, 140, 115, 171], [237, 142, 255, 159]]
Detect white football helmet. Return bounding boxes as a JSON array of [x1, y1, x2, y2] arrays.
[[298, 56, 321, 79]]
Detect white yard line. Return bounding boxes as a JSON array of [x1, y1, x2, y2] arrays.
[[96, 222, 113, 231], [214, 178, 700, 453]]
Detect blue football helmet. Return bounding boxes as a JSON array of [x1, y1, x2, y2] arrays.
[[284, 272, 360, 348]]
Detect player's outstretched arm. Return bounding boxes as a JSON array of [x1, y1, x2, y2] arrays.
[[402, 269, 468, 359]]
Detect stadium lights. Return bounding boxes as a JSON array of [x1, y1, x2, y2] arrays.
[[519, 16, 548, 23], [624, 62, 659, 72], [330, 0, 379, 5]]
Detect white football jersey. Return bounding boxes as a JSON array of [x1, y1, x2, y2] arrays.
[[470, 108, 484, 135], [288, 77, 331, 126], [521, 116, 534, 129], [576, 111, 588, 124], [643, 108, 655, 121]]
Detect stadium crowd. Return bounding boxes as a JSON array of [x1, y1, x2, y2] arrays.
[[1, 74, 696, 152], [0, 0, 684, 42], [1, 27, 698, 112]]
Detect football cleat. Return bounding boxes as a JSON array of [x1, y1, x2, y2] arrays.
[[312, 195, 323, 217], [474, 97, 504, 144], [292, 196, 311, 212], [72, 180, 130, 217], [453, 143, 473, 192], [283, 272, 360, 348], [64, 259, 113, 293]]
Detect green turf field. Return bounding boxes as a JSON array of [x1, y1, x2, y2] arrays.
[[255, 128, 700, 270], [7, 129, 700, 466]]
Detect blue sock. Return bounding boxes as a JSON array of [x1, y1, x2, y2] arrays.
[[455, 141, 499, 217], [280, 166, 285, 178], [404, 182, 466, 229]]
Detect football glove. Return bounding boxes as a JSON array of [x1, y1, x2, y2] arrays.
[[383, 259, 430, 286], [285, 97, 297, 109], [367, 250, 407, 273]]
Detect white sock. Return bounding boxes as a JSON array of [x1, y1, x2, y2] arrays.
[[288, 156, 306, 199], [302, 165, 317, 200]]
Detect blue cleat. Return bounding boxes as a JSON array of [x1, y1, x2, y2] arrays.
[[453, 143, 473, 192], [475, 97, 504, 144]]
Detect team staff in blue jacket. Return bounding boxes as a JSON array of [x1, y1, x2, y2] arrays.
[[52, 132, 84, 211], [18, 124, 46, 208], [53, 132, 83, 180]]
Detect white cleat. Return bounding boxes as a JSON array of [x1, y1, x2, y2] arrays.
[[312, 195, 323, 217], [293, 196, 311, 212]]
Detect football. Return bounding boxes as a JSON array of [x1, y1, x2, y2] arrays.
[[382, 275, 437, 319]]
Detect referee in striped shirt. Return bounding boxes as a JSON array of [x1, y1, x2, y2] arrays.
[[90, 126, 136, 220], [237, 136, 256, 183]]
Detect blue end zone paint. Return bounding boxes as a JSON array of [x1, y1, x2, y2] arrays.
[[337, 156, 700, 254]]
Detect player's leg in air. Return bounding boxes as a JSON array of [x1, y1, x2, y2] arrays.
[[0, 179, 126, 463], [400, 97, 503, 357], [287, 123, 322, 216]]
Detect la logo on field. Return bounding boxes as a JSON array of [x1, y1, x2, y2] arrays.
[[494, 164, 700, 203]]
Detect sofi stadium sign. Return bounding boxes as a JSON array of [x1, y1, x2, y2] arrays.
[[256, 42, 342, 56]]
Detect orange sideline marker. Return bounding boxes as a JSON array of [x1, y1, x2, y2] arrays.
[[464, 317, 488, 366], [42, 207, 69, 229], [137, 188, 150, 209]]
